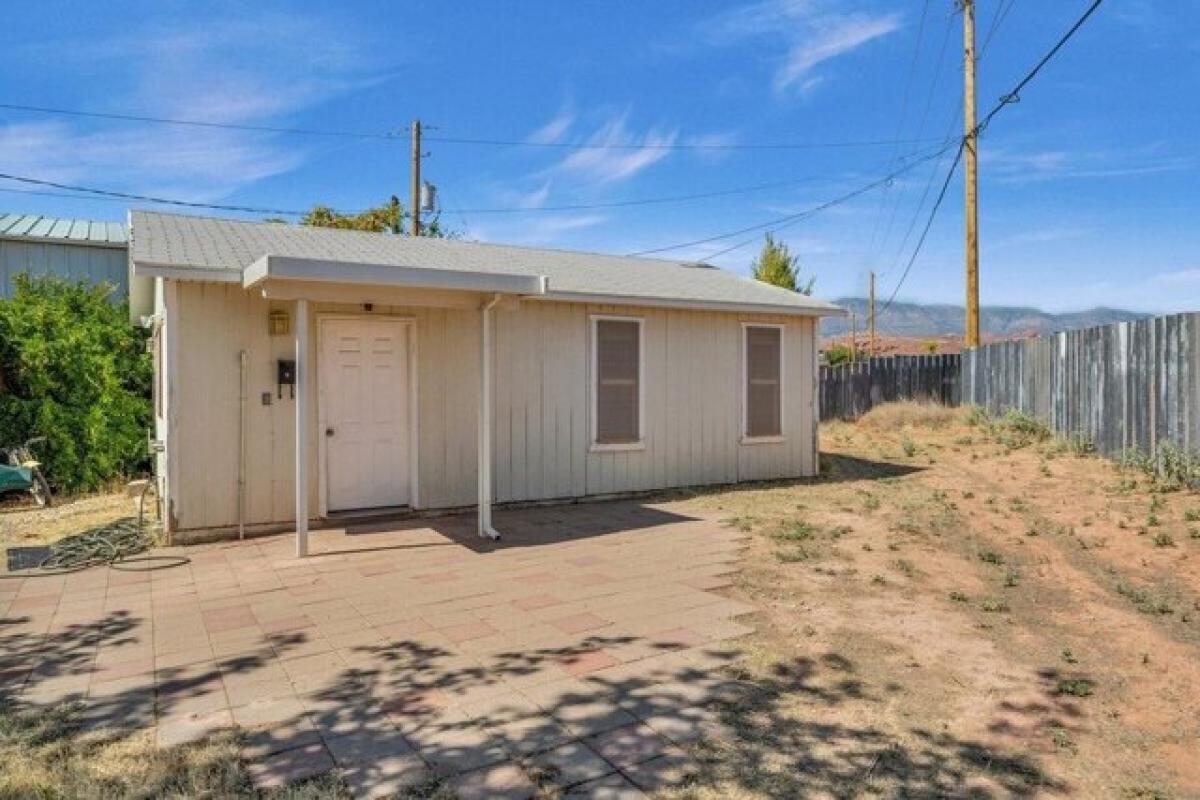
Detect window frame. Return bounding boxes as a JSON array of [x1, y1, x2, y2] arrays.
[[589, 314, 646, 452], [741, 322, 786, 444]]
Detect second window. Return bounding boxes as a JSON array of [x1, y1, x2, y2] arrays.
[[592, 316, 643, 447]]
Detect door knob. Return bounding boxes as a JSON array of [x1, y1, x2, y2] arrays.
[[325, 427, 335, 437]]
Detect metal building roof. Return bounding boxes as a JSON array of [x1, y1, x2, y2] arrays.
[[0, 213, 127, 248], [131, 210, 844, 317]]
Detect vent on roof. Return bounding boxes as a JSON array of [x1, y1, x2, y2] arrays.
[[682, 261, 717, 269]]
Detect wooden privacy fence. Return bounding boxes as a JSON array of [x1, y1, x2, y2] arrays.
[[820, 355, 961, 421], [961, 312, 1200, 458]]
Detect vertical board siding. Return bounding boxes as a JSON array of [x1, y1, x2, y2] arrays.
[[819, 354, 961, 421], [961, 312, 1200, 459], [0, 241, 128, 298], [169, 283, 818, 531]]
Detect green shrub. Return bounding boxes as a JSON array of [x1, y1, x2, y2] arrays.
[[823, 343, 864, 367], [1122, 443, 1200, 492], [0, 275, 151, 492]]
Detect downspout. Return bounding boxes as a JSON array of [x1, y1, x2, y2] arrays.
[[237, 349, 248, 540], [478, 293, 502, 540]]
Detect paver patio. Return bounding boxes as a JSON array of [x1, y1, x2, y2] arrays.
[[0, 500, 755, 798]]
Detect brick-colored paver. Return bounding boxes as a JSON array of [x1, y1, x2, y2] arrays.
[[0, 499, 752, 797], [548, 612, 611, 635]]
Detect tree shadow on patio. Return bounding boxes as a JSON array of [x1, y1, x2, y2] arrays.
[[272, 632, 1066, 797], [1, 603, 1067, 798]]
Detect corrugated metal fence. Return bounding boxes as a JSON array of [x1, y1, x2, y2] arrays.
[[961, 312, 1200, 457], [820, 355, 961, 421]]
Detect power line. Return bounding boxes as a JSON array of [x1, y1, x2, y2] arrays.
[[0, 101, 952, 152], [978, 0, 1103, 136], [879, 0, 1105, 313], [0, 140, 952, 224], [446, 142, 954, 215], [0, 102, 402, 140], [426, 133, 948, 152], [0, 172, 313, 217], [863, 0, 933, 263], [626, 143, 957, 258], [877, 0, 1016, 281], [980, 0, 1018, 57], [879, 140, 965, 314], [868, 3, 954, 275]]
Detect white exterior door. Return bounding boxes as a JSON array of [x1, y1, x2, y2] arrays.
[[320, 317, 411, 511]]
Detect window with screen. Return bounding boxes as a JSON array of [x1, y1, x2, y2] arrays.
[[593, 317, 642, 445], [744, 325, 782, 438]]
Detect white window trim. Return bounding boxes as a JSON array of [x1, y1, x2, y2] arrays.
[[741, 322, 786, 445], [589, 314, 646, 452]]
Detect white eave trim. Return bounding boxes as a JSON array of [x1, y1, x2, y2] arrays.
[[538, 289, 846, 318], [133, 260, 242, 282], [243, 254, 547, 295]]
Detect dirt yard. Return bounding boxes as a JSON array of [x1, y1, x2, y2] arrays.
[[672, 402, 1199, 799]]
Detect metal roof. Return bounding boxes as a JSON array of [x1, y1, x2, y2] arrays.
[[0, 213, 127, 248], [131, 210, 843, 317]]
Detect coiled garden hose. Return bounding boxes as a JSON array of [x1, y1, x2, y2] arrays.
[[2, 481, 189, 577]]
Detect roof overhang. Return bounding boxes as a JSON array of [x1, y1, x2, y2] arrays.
[[133, 254, 845, 317], [538, 289, 847, 318], [242, 254, 547, 295]]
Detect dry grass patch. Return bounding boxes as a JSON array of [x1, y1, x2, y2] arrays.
[[0, 491, 132, 551], [856, 400, 959, 431], [0, 702, 348, 800]]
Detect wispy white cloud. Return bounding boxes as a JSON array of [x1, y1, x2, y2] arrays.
[[774, 12, 902, 91], [681, 131, 740, 164], [699, 1, 901, 93], [0, 121, 304, 203], [984, 148, 1198, 184], [465, 213, 609, 247], [528, 106, 575, 145], [516, 180, 553, 209], [2, 13, 391, 204], [553, 113, 678, 184], [527, 213, 609, 236]]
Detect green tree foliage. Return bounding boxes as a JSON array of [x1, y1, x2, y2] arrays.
[[299, 196, 451, 237], [751, 233, 814, 294], [823, 343, 864, 366], [0, 276, 152, 492]]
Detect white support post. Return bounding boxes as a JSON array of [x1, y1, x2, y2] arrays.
[[295, 298, 310, 557], [478, 294, 501, 539]]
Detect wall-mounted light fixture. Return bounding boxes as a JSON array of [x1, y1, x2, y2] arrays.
[[268, 309, 290, 336]]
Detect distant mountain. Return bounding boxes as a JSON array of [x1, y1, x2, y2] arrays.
[[820, 299, 1146, 338]]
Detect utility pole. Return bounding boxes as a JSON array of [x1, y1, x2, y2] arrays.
[[962, 0, 980, 347], [849, 309, 858, 364], [868, 271, 876, 356], [410, 119, 422, 236]]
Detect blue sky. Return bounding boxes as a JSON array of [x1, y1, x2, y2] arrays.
[[1, 1, 1197, 314]]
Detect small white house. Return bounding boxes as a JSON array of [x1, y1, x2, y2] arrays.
[[131, 210, 842, 552]]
